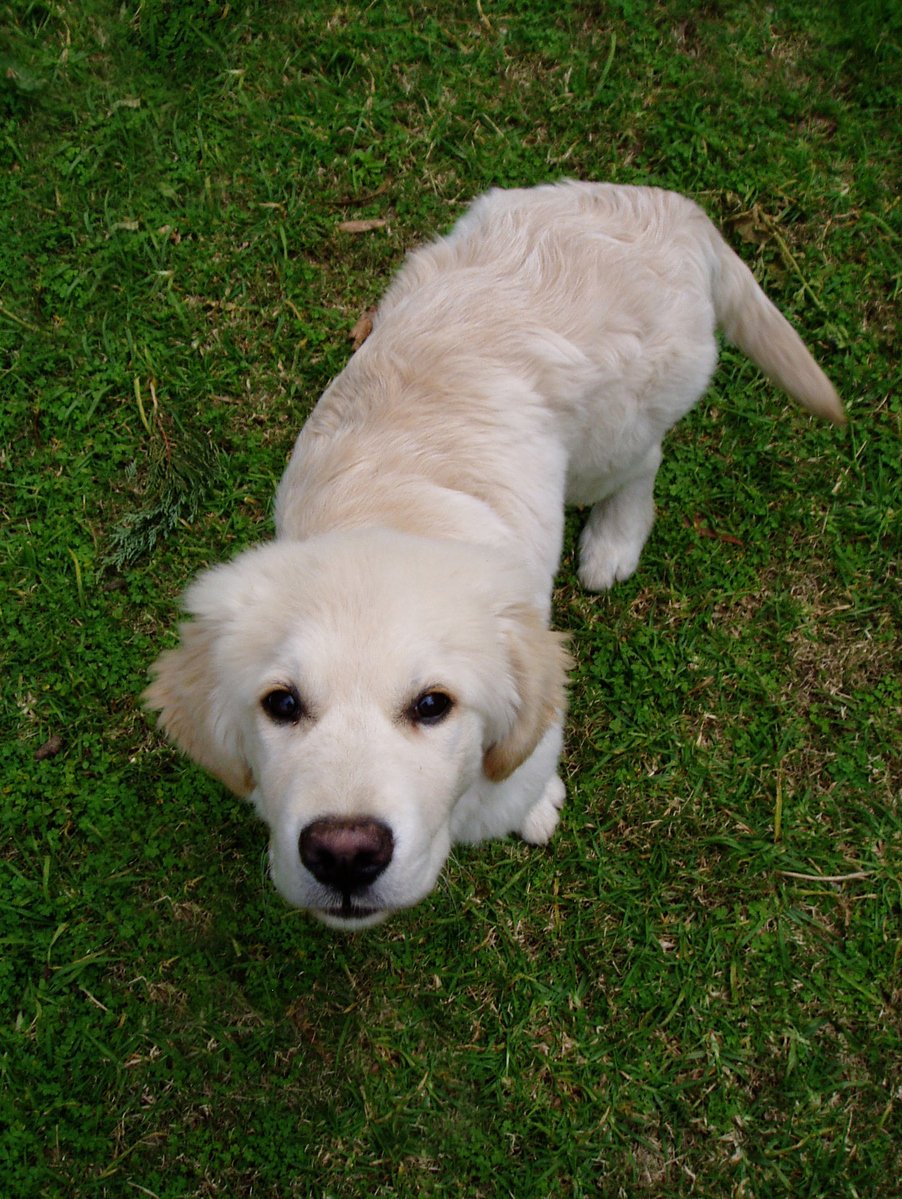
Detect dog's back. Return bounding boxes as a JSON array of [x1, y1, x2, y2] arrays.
[[379, 180, 841, 424]]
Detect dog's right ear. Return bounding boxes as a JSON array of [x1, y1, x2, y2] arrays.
[[144, 581, 255, 799]]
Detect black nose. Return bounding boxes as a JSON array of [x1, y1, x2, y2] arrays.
[[299, 818, 394, 893]]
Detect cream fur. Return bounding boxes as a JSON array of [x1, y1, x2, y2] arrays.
[[146, 181, 841, 928]]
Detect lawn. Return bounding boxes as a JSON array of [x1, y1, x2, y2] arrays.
[[1, 1, 899, 1196]]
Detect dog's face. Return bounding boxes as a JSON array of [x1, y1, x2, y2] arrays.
[[145, 530, 567, 929]]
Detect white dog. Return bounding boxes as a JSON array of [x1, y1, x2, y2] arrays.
[[146, 181, 842, 929]]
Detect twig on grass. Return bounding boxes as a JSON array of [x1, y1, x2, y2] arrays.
[[0, 302, 39, 332], [779, 870, 874, 883]]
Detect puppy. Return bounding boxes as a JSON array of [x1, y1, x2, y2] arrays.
[[146, 181, 842, 928]]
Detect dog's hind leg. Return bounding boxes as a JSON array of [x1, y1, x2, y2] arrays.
[[577, 443, 662, 592]]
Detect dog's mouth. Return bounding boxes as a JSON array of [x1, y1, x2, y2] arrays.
[[336, 898, 378, 918], [314, 896, 390, 929]]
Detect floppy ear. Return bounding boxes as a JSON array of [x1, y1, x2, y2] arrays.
[[144, 605, 255, 799], [483, 604, 572, 783]]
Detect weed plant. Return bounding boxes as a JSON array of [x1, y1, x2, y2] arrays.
[[1, 1, 899, 1196]]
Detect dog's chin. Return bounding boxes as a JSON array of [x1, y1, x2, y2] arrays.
[[313, 904, 392, 931]]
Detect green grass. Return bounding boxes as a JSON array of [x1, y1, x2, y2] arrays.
[[1, 1, 899, 1195]]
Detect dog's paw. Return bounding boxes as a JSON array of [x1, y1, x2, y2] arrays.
[[577, 528, 643, 592], [519, 775, 566, 845]]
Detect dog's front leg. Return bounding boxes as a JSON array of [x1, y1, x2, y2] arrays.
[[518, 773, 567, 844], [578, 443, 663, 591]]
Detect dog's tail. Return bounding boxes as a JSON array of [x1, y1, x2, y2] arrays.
[[710, 229, 845, 424]]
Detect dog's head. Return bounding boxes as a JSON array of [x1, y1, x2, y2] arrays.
[[144, 530, 569, 929]]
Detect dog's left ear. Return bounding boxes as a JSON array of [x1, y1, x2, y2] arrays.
[[483, 604, 571, 783]]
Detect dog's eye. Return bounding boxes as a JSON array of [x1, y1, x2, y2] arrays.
[[410, 690, 453, 725], [261, 687, 304, 725]]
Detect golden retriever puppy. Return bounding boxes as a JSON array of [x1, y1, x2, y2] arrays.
[[146, 181, 842, 929]]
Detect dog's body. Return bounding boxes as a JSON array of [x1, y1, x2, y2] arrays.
[[146, 181, 842, 928]]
